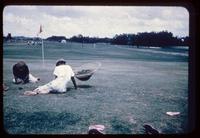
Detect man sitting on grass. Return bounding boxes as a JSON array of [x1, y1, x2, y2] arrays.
[[24, 59, 77, 95]]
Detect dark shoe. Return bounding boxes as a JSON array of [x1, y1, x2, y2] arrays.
[[88, 129, 104, 134], [143, 124, 159, 134], [88, 124, 105, 134]]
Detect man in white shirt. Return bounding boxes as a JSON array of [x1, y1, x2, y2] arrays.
[[24, 59, 77, 95]]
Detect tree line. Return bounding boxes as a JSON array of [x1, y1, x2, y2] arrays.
[[4, 31, 189, 47], [111, 31, 189, 47], [45, 31, 189, 47]]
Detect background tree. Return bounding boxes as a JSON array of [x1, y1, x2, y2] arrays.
[[6, 33, 12, 41]]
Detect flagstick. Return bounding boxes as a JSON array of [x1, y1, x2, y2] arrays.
[[37, 25, 44, 68], [41, 38, 45, 68]]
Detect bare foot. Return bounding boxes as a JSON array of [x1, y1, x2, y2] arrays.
[[24, 91, 38, 96]]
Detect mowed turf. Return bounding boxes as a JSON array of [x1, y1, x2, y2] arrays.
[[3, 41, 188, 134]]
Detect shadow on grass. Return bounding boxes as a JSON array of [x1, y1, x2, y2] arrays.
[[77, 85, 93, 88]]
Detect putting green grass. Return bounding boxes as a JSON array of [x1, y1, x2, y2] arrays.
[[3, 41, 188, 134]]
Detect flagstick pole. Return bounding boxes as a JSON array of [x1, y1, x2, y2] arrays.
[[41, 38, 45, 68], [37, 25, 44, 68]]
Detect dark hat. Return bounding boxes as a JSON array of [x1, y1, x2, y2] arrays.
[[56, 58, 66, 66]]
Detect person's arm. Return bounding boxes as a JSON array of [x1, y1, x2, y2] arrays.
[[14, 77, 21, 84], [71, 76, 77, 89], [53, 66, 58, 79]]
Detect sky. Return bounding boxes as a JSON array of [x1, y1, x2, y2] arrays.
[[3, 6, 189, 38]]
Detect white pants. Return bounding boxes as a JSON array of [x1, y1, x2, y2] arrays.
[[34, 77, 69, 94]]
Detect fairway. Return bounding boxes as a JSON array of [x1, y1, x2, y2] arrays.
[[3, 41, 188, 134]]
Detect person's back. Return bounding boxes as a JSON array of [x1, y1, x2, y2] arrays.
[[53, 64, 74, 80], [12, 61, 40, 84], [13, 61, 30, 83], [52, 64, 75, 92]]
